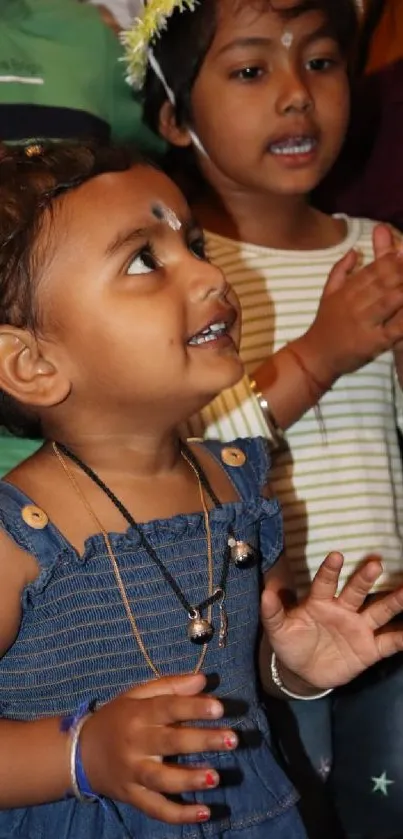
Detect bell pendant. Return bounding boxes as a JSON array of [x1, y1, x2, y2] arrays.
[[187, 610, 214, 644], [228, 536, 257, 569]]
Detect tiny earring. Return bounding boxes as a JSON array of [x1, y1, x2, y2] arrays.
[[228, 535, 257, 569]]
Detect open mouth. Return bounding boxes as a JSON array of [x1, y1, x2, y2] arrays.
[[187, 321, 230, 347], [268, 136, 318, 156]]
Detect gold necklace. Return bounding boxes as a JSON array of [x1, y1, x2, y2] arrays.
[[52, 442, 214, 677]]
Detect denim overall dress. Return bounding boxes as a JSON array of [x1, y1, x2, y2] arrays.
[[0, 437, 306, 839]]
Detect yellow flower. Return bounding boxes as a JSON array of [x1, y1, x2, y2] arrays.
[[122, 0, 198, 89]]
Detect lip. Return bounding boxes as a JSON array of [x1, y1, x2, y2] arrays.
[[265, 130, 320, 165], [266, 126, 319, 148], [187, 305, 238, 346]]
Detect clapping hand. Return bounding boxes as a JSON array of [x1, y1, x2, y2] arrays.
[[300, 223, 403, 385], [261, 552, 403, 690]]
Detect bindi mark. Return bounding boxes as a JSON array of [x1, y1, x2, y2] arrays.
[[281, 31, 294, 49], [151, 203, 182, 231]]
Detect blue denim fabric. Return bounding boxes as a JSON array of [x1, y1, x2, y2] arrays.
[[0, 437, 306, 839], [273, 655, 403, 839]]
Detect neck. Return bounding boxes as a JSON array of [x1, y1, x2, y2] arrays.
[[194, 182, 342, 251], [49, 429, 183, 480]]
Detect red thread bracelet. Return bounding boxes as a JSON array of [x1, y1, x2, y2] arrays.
[[286, 344, 330, 399]]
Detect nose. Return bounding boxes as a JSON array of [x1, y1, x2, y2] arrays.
[[188, 258, 230, 304], [275, 67, 313, 116]]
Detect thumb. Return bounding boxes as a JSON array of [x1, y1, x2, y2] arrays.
[[372, 223, 395, 260], [124, 673, 207, 700], [323, 249, 358, 297], [261, 587, 287, 640]]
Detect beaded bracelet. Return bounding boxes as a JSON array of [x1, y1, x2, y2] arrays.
[[61, 700, 99, 803], [270, 652, 333, 701]]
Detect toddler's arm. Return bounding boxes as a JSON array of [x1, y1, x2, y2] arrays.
[[0, 675, 237, 823]]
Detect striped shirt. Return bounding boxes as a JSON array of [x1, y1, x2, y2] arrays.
[[192, 215, 403, 595]]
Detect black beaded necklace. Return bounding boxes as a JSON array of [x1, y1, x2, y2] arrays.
[[54, 440, 231, 648]]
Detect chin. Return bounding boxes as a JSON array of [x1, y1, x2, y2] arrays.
[[204, 356, 245, 398]]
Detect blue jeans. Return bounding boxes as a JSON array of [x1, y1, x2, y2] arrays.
[[268, 653, 403, 839]]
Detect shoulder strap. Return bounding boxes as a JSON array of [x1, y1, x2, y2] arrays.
[[200, 437, 270, 502], [0, 480, 71, 568]]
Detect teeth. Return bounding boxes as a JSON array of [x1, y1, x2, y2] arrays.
[[270, 138, 316, 155], [188, 321, 228, 346]]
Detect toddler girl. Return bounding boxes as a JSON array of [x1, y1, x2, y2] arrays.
[[0, 142, 401, 839]]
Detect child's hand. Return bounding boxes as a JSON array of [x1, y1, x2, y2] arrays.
[[300, 223, 403, 384], [79, 673, 237, 824], [261, 552, 403, 691]]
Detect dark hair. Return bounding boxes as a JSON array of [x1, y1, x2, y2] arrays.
[[143, 0, 360, 134], [0, 142, 144, 438]]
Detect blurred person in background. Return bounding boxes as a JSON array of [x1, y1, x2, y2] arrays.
[[0, 0, 160, 150], [315, 0, 403, 231]]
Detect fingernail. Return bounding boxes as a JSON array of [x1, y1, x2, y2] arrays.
[[207, 701, 223, 718], [197, 809, 210, 822], [224, 733, 238, 750], [205, 770, 219, 788]]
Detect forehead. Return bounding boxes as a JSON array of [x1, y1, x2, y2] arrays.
[[211, 0, 329, 45], [45, 165, 188, 257]]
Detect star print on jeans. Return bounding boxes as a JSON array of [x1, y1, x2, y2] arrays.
[[371, 772, 395, 796], [318, 757, 332, 779]]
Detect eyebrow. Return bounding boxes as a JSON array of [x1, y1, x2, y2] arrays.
[[104, 216, 200, 257], [215, 24, 336, 58], [216, 36, 272, 58], [105, 228, 149, 257]]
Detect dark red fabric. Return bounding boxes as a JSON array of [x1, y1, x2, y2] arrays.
[[315, 59, 403, 232]]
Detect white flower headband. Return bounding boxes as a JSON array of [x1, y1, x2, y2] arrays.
[[121, 0, 199, 97]]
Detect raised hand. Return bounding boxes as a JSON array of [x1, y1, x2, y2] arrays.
[[297, 223, 403, 386], [261, 553, 403, 690], [79, 672, 237, 824]]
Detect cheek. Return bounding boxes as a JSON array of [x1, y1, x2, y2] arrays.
[[320, 78, 350, 134], [192, 75, 254, 147]]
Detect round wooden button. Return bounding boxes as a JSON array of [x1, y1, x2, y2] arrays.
[[221, 446, 246, 467], [21, 505, 49, 530]]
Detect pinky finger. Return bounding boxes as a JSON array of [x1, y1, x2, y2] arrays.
[[130, 786, 211, 825]]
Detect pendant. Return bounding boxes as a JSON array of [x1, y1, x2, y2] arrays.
[[215, 588, 228, 649], [228, 536, 257, 569], [187, 610, 214, 644]]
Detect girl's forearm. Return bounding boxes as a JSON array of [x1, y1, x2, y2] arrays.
[[0, 717, 70, 807], [252, 333, 336, 431]]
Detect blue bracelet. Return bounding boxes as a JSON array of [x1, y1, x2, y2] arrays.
[[61, 700, 99, 802]]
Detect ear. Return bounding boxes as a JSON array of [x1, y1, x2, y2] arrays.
[[158, 100, 193, 148], [0, 327, 71, 408]]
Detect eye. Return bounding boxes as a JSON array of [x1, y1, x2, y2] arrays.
[[306, 56, 337, 72], [126, 245, 159, 275], [230, 66, 265, 82], [189, 235, 208, 261]]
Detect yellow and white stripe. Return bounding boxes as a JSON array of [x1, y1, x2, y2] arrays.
[[191, 216, 403, 595]]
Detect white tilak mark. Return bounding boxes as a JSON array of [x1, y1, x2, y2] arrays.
[[281, 31, 293, 49], [159, 205, 182, 231]]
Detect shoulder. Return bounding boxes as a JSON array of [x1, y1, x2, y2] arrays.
[[340, 215, 403, 260], [0, 518, 38, 656], [201, 437, 271, 490]]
